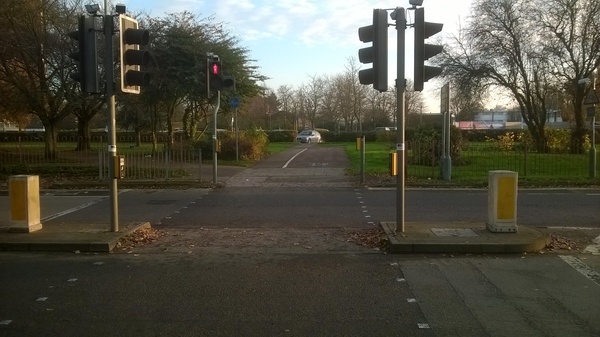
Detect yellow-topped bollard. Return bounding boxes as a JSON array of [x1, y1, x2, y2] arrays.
[[487, 170, 518, 232], [9, 175, 42, 233]]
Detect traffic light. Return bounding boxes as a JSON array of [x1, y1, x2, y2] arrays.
[[358, 9, 388, 92], [119, 14, 150, 94], [68, 15, 99, 94], [414, 7, 443, 92], [207, 56, 236, 93]]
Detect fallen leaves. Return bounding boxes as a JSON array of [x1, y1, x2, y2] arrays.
[[347, 228, 388, 249], [116, 227, 168, 252], [544, 234, 579, 252]]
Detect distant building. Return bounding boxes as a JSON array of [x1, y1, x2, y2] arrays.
[[456, 108, 564, 130]]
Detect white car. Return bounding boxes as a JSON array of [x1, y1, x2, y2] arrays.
[[296, 130, 321, 143]]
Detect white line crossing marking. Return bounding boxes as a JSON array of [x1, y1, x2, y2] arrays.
[[583, 235, 600, 255], [282, 148, 308, 168], [559, 255, 600, 286], [41, 198, 107, 222]]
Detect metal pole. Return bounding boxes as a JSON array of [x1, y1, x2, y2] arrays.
[[395, 8, 406, 233], [360, 136, 366, 185], [591, 77, 597, 178], [213, 91, 221, 184], [591, 115, 597, 178], [104, 3, 118, 232], [235, 107, 239, 162]]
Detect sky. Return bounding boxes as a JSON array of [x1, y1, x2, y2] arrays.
[[118, 0, 474, 112]]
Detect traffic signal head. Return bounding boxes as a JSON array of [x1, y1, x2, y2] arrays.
[[119, 14, 150, 94], [358, 9, 388, 92], [207, 56, 236, 93], [414, 7, 443, 92], [68, 15, 99, 94]]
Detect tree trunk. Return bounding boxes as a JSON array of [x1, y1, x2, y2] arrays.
[[75, 116, 92, 151], [43, 123, 58, 160]]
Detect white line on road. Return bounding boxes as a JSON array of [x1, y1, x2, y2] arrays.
[[282, 148, 308, 168], [583, 235, 600, 255], [41, 198, 107, 222], [559, 255, 600, 286]]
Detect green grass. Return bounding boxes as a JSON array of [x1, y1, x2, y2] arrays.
[[343, 141, 600, 187], [267, 142, 296, 154]]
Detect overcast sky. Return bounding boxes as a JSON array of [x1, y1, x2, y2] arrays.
[[118, 0, 474, 112]]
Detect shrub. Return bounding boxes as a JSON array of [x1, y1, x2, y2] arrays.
[[409, 124, 463, 166], [219, 128, 269, 161], [486, 131, 519, 151]]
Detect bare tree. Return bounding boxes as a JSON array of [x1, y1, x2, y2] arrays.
[[440, 0, 553, 151], [0, 0, 83, 159], [321, 75, 342, 131], [534, 0, 600, 152]]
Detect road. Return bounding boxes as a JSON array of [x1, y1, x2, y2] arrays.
[[1, 143, 599, 336]]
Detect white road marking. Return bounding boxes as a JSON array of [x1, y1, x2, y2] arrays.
[[282, 148, 308, 168], [559, 255, 600, 286], [0, 320, 12, 325], [583, 235, 600, 255], [41, 198, 108, 222]]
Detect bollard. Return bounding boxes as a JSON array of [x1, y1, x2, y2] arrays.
[[9, 175, 42, 233], [487, 170, 518, 233]]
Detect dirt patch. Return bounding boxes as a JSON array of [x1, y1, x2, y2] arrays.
[[111, 226, 386, 255]]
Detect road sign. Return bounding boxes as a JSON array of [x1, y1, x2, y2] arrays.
[[230, 97, 240, 108]]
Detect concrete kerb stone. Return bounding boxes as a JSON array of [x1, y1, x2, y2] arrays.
[[0, 222, 151, 253], [380, 221, 549, 254]]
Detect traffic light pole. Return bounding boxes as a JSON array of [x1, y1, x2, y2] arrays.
[[213, 91, 221, 184], [104, 6, 119, 232], [394, 8, 406, 233]]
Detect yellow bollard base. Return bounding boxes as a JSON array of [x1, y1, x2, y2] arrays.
[[486, 222, 518, 233], [9, 223, 43, 233]]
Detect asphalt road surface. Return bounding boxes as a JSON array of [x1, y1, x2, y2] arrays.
[[1, 143, 599, 336]]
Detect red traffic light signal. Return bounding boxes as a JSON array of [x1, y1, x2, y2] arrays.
[[211, 62, 221, 75]]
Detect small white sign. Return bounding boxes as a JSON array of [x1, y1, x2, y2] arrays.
[[108, 145, 117, 153], [396, 143, 405, 151]]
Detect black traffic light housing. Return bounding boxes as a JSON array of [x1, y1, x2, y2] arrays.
[[414, 7, 443, 92], [207, 55, 235, 95], [68, 15, 100, 94], [119, 14, 150, 94], [358, 9, 388, 92]]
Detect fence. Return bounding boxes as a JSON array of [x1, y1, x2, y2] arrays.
[[0, 135, 597, 181], [402, 139, 597, 181], [0, 135, 205, 181]]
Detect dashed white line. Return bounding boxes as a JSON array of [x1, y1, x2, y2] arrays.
[[0, 320, 12, 325]]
